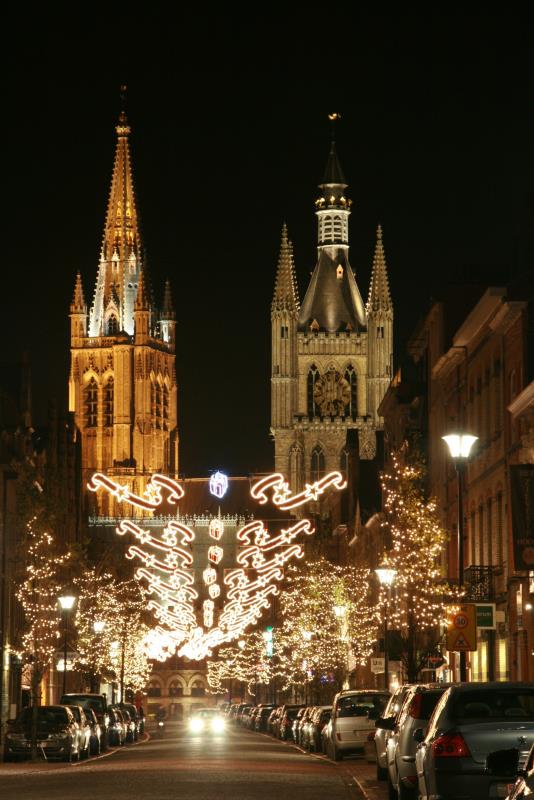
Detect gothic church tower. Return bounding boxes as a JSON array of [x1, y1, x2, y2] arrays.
[[271, 128, 393, 488], [69, 109, 178, 509]]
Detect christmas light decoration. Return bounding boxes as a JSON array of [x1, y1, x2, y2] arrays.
[[376, 448, 464, 680], [209, 471, 229, 499], [88, 470, 344, 660]]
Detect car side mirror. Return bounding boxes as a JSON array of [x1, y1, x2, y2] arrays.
[[486, 748, 520, 777], [375, 716, 396, 731], [412, 728, 425, 743]]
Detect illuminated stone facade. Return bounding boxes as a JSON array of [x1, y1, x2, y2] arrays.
[[68, 112, 178, 511], [271, 140, 393, 487]]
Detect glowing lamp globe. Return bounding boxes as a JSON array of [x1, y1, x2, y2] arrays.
[[442, 434, 478, 459], [375, 568, 397, 587], [93, 620, 106, 633], [58, 594, 76, 611]]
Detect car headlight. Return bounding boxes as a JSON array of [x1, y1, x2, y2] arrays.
[[189, 718, 204, 733], [211, 718, 225, 733]]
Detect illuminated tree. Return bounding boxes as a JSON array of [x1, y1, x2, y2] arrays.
[[109, 578, 151, 701], [378, 448, 463, 680], [15, 470, 71, 759], [275, 558, 379, 700], [72, 567, 121, 691], [207, 630, 273, 696]]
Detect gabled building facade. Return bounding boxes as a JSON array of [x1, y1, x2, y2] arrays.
[[68, 111, 178, 511], [271, 135, 393, 489]]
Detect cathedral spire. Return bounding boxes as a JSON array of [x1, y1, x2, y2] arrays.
[[70, 271, 86, 312], [162, 279, 175, 317], [134, 268, 149, 311], [367, 225, 392, 313], [89, 95, 143, 337], [272, 223, 300, 313]]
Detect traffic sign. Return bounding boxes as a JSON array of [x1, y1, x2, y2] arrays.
[[446, 603, 477, 652], [370, 657, 385, 674]]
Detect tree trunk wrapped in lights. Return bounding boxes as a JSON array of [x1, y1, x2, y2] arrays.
[[378, 448, 463, 681]]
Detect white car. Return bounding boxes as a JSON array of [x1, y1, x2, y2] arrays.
[[327, 689, 390, 761]]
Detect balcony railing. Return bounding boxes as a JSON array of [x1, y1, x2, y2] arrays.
[[464, 565, 495, 601]]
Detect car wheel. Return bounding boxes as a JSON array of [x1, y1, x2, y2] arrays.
[[387, 776, 398, 800], [398, 783, 415, 800], [377, 763, 388, 781], [3, 750, 13, 762], [330, 742, 343, 761], [63, 744, 73, 763]]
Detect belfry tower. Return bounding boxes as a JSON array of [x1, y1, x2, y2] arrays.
[[68, 108, 178, 509], [270, 124, 393, 488]]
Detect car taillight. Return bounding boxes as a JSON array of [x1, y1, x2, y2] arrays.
[[409, 694, 423, 718], [432, 733, 471, 758]]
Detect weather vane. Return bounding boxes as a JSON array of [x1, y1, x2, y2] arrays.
[[328, 112, 341, 141]]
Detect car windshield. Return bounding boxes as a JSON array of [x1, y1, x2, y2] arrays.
[[67, 706, 81, 722], [195, 710, 219, 718], [64, 696, 105, 714], [452, 689, 534, 721], [337, 694, 389, 717], [18, 708, 68, 726]]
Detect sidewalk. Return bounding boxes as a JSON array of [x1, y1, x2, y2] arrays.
[[0, 732, 149, 775]]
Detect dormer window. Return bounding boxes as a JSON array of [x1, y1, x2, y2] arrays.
[[336, 265, 343, 279]]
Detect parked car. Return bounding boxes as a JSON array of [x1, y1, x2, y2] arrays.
[[295, 707, 315, 746], [279, 705, 304, 741], [415, 682, 534, 800], [83, 707, 103, 755], [60, 693, 110, 750], [4, 705, 80, 762], [238, 705, 252, 726], [256, 705, 276, 732], [268, 707, 283, 737], [306, 706, 332, 752], [117, 707, 136, 743], [292, 708, 306, 743], [485, 746, 534, 800], [66, 704, 92, 759], [120, 703, 141, 741], [374, 684, 414, 781], [383, 684, 449, 799], [327, 689, 390, 761], [108, 707, 127, 746], [301, 707, 318, 750]]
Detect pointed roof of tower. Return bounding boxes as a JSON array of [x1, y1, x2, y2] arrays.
[[70, 271, 86, 312], [367, 225, 393, 313], [272, 223, 300, 313], [321, 140, 347, 187], [134, 268, 149, 311], [298, 248, 366, 332], [161, 279, 176, 318]]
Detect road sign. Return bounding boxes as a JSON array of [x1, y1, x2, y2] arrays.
[[371, 657, 385, 674], [476, 603, 496, 629], [446, 603, 477, 652]]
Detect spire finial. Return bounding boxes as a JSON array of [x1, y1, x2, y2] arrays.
[[328, 112, 341, 147], [117, 85, 130, 134]]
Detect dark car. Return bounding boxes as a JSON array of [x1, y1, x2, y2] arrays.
[[4, 705, 80, 762], [255, 706, 276, 732], [60, 693, 110, 750], [108, 707, 127, 746], [66, 705, 92, 759], [83, 707, 103, 755], [279, 705, 304, 741], [416, 682, 534, 800], [120, 703, 140, 740]]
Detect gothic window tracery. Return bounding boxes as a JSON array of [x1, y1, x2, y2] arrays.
[[310, 445, 325, 483], [289, 444, 303, 493], [104, 377, 114, 427], [85, 377, 98, 428], [344, 365, 357, 417], [107, 315, 119, 335], [307, 365, 320, 417], [340, 447, 350, 478]]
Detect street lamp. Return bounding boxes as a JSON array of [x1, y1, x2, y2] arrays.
[[442, 432, 478, 682], [375, 568, 397, 692], [58, 594, 76, 696], [93, 620, 106, 634]]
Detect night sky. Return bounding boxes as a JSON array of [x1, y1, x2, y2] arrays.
[[5, 13, 534, 477]]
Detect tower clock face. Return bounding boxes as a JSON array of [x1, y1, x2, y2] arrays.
[[313, 370, 350, 415]]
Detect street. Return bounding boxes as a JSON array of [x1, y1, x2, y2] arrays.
[[0, 724, 388, 800]]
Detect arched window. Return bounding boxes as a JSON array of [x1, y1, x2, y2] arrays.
[[169, 681, 183, 698], [344, 366, 357, 417], [152, 379, 163, 430], [289, 444, 303, 493], [340, 447, 350, 478], [163, 384, 169, 427], [333, 215, 342, 240], [311, 445, 325, 483], [191, 680, 206, 698], [85, 377, 98, 428], [147, 680, 162, 698], [107, 315, 119, 335], [104, 377, 114, 427], [307, 365, 320, 417]]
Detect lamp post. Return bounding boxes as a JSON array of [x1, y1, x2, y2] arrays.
[[442, 433, 478, 682], [333, 605, 350, 689], [375, 568, 397, 692], [91, 620, 106, 692], [58, 594, 76, 696]]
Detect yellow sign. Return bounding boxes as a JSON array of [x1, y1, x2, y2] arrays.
[[446, 603, 477, 652]]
